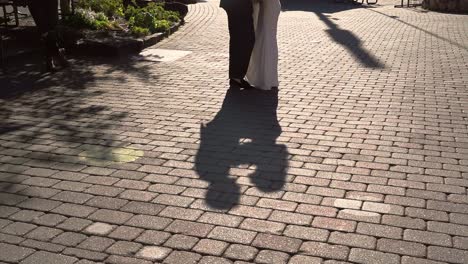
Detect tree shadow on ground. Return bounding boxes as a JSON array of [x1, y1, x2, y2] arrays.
[[195, 88, 289, 210], [0, 52, 160, 205], [281, 0, 385, 69]]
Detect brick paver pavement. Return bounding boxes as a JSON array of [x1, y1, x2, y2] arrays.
[[1, 0, 468, 263]]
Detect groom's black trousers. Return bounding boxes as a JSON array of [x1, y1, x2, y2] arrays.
[[223, 3, 255, 79]]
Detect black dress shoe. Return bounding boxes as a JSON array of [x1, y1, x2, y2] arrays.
[[230, 79, 254, 90]]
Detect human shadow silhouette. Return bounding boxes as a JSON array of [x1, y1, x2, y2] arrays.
[[195, 88, 288, 209], [281, 0, 385, 69]]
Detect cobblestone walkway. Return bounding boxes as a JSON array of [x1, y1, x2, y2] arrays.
[[1, 0, 468, 263]]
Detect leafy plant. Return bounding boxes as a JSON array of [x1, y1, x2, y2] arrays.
[[125, 3, 180, 36], [77, 0, 124, 18], [67, 0, 180, 37], [64, 8, 112, 30], [130, 26, 150, 37]]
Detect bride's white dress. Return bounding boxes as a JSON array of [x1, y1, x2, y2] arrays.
[[246, 0, 281, 90]]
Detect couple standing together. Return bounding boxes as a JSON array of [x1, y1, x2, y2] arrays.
[[220, 0, 282, 90]]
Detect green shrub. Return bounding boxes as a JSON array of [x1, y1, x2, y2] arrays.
[[77, 0, 124, 18], [68, 0, 180, 37], [131, 26, 150, 37], [125, 3, 180, 36], [64, 8, 111, 30]]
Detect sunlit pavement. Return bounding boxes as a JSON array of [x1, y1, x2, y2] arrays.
[[0, 0, 467, 263]]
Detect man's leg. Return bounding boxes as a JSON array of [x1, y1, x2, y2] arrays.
[[28, 0, 58, 34], [225, 5, 255, 80]]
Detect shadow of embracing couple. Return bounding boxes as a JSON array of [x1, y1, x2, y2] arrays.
[[195, 88, 289, 210]]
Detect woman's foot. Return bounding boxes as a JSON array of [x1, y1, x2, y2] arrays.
[[229, 78, 254, 90], [55, 48, 69, 68]]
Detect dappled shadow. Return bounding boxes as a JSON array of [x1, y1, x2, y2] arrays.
[[195, 88, 289, 210], [367, 8, 468, 51], [0, 51, 161, 201], [281, 0, 385, 69]]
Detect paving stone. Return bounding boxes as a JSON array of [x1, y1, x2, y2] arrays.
[[240, 218, 285, 234], [53, 182, 92, 193], [78, 236, 115, 251], [288, 255, 322, 264], [106, 241, 142, 256], [427, 246, 468, 264], [0, 243, 35, 262], [114, 179, 149, 190], [337, 209, 381, 223], [198, 212, 243, 227], [427, 221, 468, 236], [449, 212, 468, 225], [192, 239, 229, 256], [252, 233, 301, 253], [105, 255, 152, 264], [0, 205, 20, 218], [163, 251, 202, 264], [19, 187, 61, 199], [33, 213, 67, 227], [84, 222, 114, 235], [223, 244, 258, 261], [282, 192, 321, 205], [323, 260, 352, 264], [349, 248, 400, 264], [377, 238, 426, 257], [2, 222, 37, 236], [17, 198, 62, 212], [0, 232, 24, 244], [329, 231, 376, 249], [52, 232, 88, 247], [119, 190, 157, 202], [312, 217, 356, 232], [199, 256, 233, 264], [401, 256, 447, 264], [83, 176, 120, 186], [20, 250, 77, 264], [405, 207, 448, 222], [0, 219, 12, 229], [88, 209, 133, 225], [268, 210, 312, 226], [25, 226, 63, 241], [85, 196, 128, 210], [404, 229, 452, 247], [20, 239, 65, 253], [256, 198, 297, 211], [254, 250, 290, 264], [51, 171, 88, 181], [228, 205, 272, 219], [85, 185, 124, 197], [136, 230, 171, 245], [296, 204, 338, 217], [126, 215, 172, 230], [57, 217, 92, 232], [62, 248, 108, 261], [453, 236, 468, 250], [9, 210, 44, 222], [165, 220, 213, 237], [362, 202, 404, 215], [108, 226, 143, 241], [163, 234, 199, 250], [382, 215, 426, 230], [300, 241, 349, 260], [357, 223, 402, 239], [120, 201, 165, 215], [208, 226, 256, 244], [22, 177, 59, 187], [158, 206, 203, 221], [51, 203, 96, 218], [283, 225, 329, 241]]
